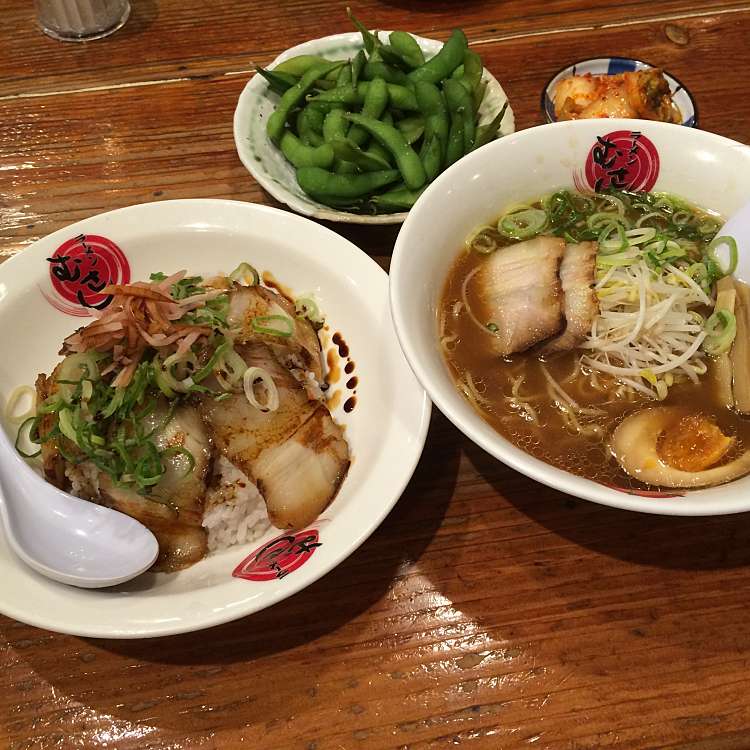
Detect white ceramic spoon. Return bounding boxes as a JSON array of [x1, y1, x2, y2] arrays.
[[0, 422, 159, 588]]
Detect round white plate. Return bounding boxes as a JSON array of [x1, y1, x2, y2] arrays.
[[0, 200, 430, 638], [234, 31, 515, 225]]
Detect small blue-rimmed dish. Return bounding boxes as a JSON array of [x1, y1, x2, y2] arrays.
[[542, 57, 697, 127]]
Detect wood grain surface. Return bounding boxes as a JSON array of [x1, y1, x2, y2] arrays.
[[2, 1, 750, 748]]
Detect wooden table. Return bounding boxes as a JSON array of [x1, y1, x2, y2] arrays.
[[3, 1, 750, 748]]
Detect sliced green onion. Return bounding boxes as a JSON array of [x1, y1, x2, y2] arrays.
[[706, 236, 738, 279], [15, 416, 41, 459], [251, 315, 294, 338], [229, 262, 260, 286], [597, 222, 628, 253], [636, 211, 669, 228], [497, 208, 547, 240], [465, 225, 499, 254], [671, 210, 691, 226], [101, 388, 125, 419], [215, 346, 248, 390], [193, 340, 230, 383], [587, 212, 627, 231], [703, 309, 737, 355], [486, 322, 499, 332], [160, 445, 196, 478], [58, 409, 78, 445], [242, 366, 280, 412], [294, 296, 323, 324], [624, 227, 657, 245], [595, 193, 626, 215]]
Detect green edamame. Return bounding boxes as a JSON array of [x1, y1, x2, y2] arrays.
[[296, 166, 400, 199], [461, 50, 483, 92], [297, 105, 325, 147], [274, 55, 335, 77], [280, 132, 335, 169], [474, 102, 508, 149], [388, 31, 425, 69], [309, 81, 419, 111], [368, 185, 426, 212], [414, 81, 449, 157], [333, 160, 359, 174], [344, 112, 426, 190], [408, 29, 467, 85], [365, 140, 394, 166], [336, 64, 353, 87], [351, 49, 366, 87], [267, 61, 343, 144], [348, 77, 389, 146], [396, 115, 425, 145], [419, 134, 442, 181], [331, 139, 391, 171], [473, 80, 488, 112], [323, 109, 349, 143], [444, 78, 475, 153], [362, 61, 409, 85], [347, 7, 379, 56], [255, 66, 298, 95]]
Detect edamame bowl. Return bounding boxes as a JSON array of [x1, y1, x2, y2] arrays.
[[234, 31, 514, 225]]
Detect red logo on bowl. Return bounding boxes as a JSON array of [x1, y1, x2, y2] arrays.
[[232, 529, 322, 582], [580, 130, 659, 192], [43, 234, 130, 317]]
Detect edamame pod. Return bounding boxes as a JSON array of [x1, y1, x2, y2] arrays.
[[351, 49, 366, 87], [297, 166, 400, 199], [362, 61, 409, 85], [396, 115, 425, 145], [474, 102, 508, 149], [274, 55, 336, 77], [309, 81, 419, 111], [267, 61, 344, 144], [348, 77, 389, 146], [419, 134, 442, 181], [344, 112, 426, 190], [414, 81, 450, 158], [323, 109, 349, 143], [444, 78, 475, 153], [408, 29, 467, 85], [297, 105, 326, 147], [389, 31, 425, 69], [331, 140, 391, 171], [255, 66, 297, 95], [368, 185, 426, 212], [280, 132, 335, 169]]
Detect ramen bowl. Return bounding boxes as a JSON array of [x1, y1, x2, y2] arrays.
[[390, 118, 750, 515]]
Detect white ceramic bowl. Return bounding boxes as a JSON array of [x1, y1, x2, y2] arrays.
[[0, 199, 430, 637], [391, 119, 750, 516], [233, 32, 514, 225]]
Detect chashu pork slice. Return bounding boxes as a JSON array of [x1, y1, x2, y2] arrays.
[[474, 236, 565, 356], [199, 342, 350, 529], [199, 342, 318, 463], [541, 241, 599, 354], [98, 402, 213, 571], [228, 284, 323, 382]]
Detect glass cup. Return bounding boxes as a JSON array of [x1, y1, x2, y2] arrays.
[[34, 0, 131, 42]]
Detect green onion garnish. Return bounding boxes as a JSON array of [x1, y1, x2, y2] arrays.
[[251, 315, 294, 338], [703, 309, 737, 355]]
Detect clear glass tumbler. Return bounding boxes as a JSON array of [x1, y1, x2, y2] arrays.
[[34, 0, 131, 42]]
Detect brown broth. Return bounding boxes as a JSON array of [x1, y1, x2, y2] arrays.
[[440, 241, 750, 493]]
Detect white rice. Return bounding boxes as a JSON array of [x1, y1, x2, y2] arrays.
[[65, 455, 271, 554], [202, 456, 271, 552]]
